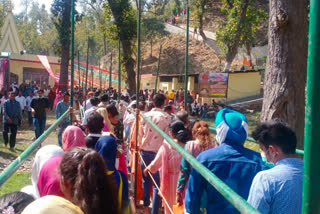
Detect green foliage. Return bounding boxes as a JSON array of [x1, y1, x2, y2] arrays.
[[142, 16, 169, 56], [191, 0, 210, 27], [216, 0, 267, 56], [15, 2, 59, 55], [163, 0, 183, 19]]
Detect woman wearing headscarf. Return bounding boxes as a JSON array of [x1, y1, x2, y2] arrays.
[[62, 125, 86, 151], [37, 155, 64, 198], [22, 195, 83, 214], [59, 147, 119, 214], [21, 145, 63, 198], [94, 136, 129, 213]]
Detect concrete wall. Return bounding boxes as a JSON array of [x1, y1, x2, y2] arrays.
[[227, 72, 261, 101], [9, 53, 60, 87]]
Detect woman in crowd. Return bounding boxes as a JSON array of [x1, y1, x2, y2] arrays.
[[22, 195, 83, 214], [0, 192, 34, 214], [37, 155, 64, 198], [176, 121, 217, 205], [94, 136, 129, 213], [144, 120, 191, 214], [107, 104, 127, 177], [25, 145, 63, 198], [62, 125, 86, 152], [59, 147, 119, 214]]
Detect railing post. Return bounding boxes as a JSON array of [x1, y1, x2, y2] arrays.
[[118, 39, 121, 100], [155, 45, 162, 93], [302, 0, 320, 213], [184, 6, 190, 111], [134, 0, 142, 205], [109, 53, 113, 89], [84, 37, 90, 111], [70, 0, 75, 122]]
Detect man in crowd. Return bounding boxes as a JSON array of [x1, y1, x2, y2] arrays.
[[82, 97, 100, 129], [15, 90, 26, 116], [247, 121, 303, 214], [56, 92, 71, 147], [3, 91, 23, 149], [138, 93, 170, 214], [83, 91, 94, 110], [185, 108, 266, 214], [85, 111, 104, 149], [26, 91, 34, 127], [31, 90, 50, 139]]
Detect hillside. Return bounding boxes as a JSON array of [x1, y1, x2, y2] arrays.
[[140, 35, 221, 76]]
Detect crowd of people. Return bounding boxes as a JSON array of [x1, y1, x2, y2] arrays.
[[0, 84, 303, 214]]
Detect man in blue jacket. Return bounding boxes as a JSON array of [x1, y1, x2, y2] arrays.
[[3, 91, 23, 149], [185, 108, 267, 214]]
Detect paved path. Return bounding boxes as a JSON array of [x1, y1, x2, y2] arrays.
[[165, 23, 221, 54]]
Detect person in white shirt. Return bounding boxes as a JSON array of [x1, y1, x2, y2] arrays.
[[82, 91, 94, 111], [15, 90, 26, 115], [26, 91, 34, 126], [44, 86, 50, 98], [81, 97, 100, 129]]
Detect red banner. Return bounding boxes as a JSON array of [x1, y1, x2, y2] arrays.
[[37, 55, 59, 84]]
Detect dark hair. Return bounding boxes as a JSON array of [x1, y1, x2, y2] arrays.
[[164, 105, 172, 113], [139, 101, 146, 111], [0, 192, 34, 214], [38, 89, 44, 93], [252, 121, 297, 154], [130, 95, 136, 101], [170, 120, 190, 144], [87, 112, 104, 134], [147, 102, 154, 111], [100, 94, 109, 102], [90, 97, 100, 106], [153, 93, 166, 108], [59, 147, 119, 214], [64, 92, 70, 97], [176, 111, 189, 125], [106, 104, 119, 116]]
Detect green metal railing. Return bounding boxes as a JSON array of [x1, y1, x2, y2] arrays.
[[0, 109, 70, 187], [302, 0, 320, 212], [135, 110, 259, 214], [208, 127, 304, 156]]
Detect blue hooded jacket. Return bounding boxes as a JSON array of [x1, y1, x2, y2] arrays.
[[185, 108, 267, 214]]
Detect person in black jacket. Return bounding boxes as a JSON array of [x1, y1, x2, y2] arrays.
[[31, 90, 49, 139], [85, 111, 104, 149]]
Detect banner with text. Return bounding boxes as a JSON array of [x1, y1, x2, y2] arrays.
[[199, 72, 229, 98]]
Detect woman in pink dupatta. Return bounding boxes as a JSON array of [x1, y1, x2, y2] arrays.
[[37, 155, 64, 197], [54, 91, 62, 108], [144, 120, 190, 214], [62, 125, 86, 152]]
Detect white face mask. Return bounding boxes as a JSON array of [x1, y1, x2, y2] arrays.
[[260, 151, 274, 168]]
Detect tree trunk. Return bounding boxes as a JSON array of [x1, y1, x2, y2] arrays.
[[121, 39, 136, 95], [246, 43, 252, 67], [223, 0, 250, 72], [198, 3, 207, 41], [261, 0, 308, 149], [107, 0, 136, 95], [150, 39, 153, 57], [58, 0, 72, 93]]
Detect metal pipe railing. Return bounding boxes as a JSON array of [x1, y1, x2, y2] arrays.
[[0, 109, 70, 187], [136, 110, 260, 214], [302, 0, 320, 212], [208, 127, 304, 156]]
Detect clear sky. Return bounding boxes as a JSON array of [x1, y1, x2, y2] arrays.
[[13, 0, 54, 15]]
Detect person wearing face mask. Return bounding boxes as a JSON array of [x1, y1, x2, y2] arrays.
[[31, 90, 50, 139], [247, 121, 303, 214], [184, 108, 267, 214]]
